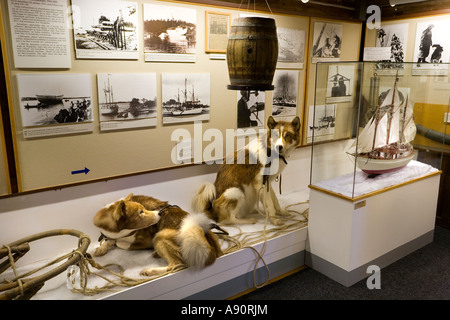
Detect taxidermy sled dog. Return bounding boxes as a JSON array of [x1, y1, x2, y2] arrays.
[[93, 194, 223, 276], [193, 116, 301, 226]]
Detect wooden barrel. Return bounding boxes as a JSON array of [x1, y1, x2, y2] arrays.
[[226, 17, 278, 91]]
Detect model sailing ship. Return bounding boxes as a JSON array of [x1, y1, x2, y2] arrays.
[[347, 75, 416, 174]]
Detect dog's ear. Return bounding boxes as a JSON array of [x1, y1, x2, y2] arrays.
[[113, 200, 126, 220], [291, 116, 301, 131], [267, 116, 277, 129], [124, 193, 133, 201]]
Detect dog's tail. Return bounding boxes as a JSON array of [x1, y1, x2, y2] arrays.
[[177, 213, 222, 269], [192, 182, 216, 218]]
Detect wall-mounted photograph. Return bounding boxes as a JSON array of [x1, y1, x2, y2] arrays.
[[307, 104, 337, 143], [144, 3, 197, 62], [272, 69, 299, 121], [17, 73, 93, 138], [97, 73, 157, 131], [375, 23, 408, 71], [312, 22, 342, 62], [277, 27, 305, 69], [162, 73, 210, 124], [237, 90, 265, 129], [413, 19, 450, 75], [326, 64, 354, 103], [72, 0, 138, 59]]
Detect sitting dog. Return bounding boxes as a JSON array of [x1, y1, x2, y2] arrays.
[[430, 44, 443, 63], [193, 116, 301, 226], [93, 193, 223, 276]]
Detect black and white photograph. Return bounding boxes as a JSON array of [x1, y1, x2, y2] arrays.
[[376, 23, 408, 71], [272, 70, 298, 121], [162, 73, 210, 124], [144, 3, 196, 62], [413, 19, 450, 75], [307, 104, 337, 142], [17, 73, 93, 137], [72, 0, 138, 59], [237, 90, 265, 129], [326, 64, 354, 103], [277, 27, 305, 69], [97, 73, 157, 131], [312, 22, 342, 62]]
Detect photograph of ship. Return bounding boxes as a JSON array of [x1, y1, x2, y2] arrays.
[[326, 64, 354, 103], [307, 104, 337, 142], [72, 0, 138, 59], [143, 3, 196, 54], [162, 73, 210, 124], [97, 73, 157, 129], [17, 74, 93, 127], [312, 22, 342, 62], [277, 28, 305, 65], [272, 70, 298, 121]]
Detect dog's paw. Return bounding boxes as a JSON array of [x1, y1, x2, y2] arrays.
[[270, 218, 284, 226], [140, 267, 166, 277], [93, 246, 108, 257], [277, 209, 290, 216]]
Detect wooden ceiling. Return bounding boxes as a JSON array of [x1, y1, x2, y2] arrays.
[[180, 0, 450, 21]]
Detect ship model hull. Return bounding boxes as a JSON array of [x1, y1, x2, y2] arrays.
[[355, 142, 415, 174]]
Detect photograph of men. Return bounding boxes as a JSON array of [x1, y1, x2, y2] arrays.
[[237, 90, 265, 128]]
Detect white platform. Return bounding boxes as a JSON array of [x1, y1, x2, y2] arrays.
[[0, 147, 312, 300], [307, 165, 441, 287]]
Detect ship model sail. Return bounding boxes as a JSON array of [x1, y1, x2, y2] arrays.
[[347, 75, 416, 174]]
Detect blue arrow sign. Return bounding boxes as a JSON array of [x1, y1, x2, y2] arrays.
[[71, 167, 90, 175]]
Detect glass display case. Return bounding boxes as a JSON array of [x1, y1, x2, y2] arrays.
[[309, 61, 450, 199]]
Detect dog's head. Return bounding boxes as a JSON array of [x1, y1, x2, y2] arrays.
[[267, 116, 301, 156], [93, 193, 160, 233], [432, 44, 443, 53]]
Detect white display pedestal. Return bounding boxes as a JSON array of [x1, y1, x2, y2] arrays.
[[306, 170, 441, 287]]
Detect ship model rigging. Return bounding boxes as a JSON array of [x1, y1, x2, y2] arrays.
[[347, 74, 416, 175]]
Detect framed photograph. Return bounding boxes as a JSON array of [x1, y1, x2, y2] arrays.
[[72, 0, 139, 60], [375, 23, 408, 72], [205, 11, 231, 53], [307, 104, 337, 143], [326, 64, 355, 103], [144, 3, 197, 62], [237, 90, 265, 129], [17, 73, 93, 138], [312, 22, 342, 63], [97, 73, 157, 131], [413, 19, 450, 75], [162, 73, 210, 124], [277, 28, 305, 69], [272, 69, 299, 121]]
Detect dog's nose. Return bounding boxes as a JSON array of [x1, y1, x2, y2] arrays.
[[276, 145, 283, 153]]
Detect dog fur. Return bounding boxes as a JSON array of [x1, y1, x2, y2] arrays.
[[193, 116, 301, 226], [93, 194, 223, 276]]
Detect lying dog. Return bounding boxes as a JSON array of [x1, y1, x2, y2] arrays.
[[93, 193, 223, 276], [193, 116, 301, 226]]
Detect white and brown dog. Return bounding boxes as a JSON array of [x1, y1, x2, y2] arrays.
[[93, 194, 223, 276], [193, 116, 301, 226]]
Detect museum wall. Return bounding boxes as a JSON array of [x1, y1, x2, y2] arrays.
[[0, 0, 362, 195]]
